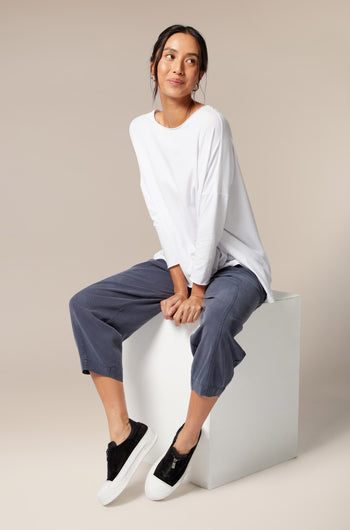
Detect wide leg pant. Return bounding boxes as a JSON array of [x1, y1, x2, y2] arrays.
[[68, 258, 267, 397]]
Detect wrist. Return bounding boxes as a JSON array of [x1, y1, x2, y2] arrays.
[[174, 290, 188, 297], [169, 265, 188, 298], [191, 282, 207, 298]]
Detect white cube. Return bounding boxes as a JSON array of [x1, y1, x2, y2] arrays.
[[123, 290, 301, 489]]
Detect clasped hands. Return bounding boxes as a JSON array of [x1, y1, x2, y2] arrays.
[[160, 292, 203, 327]]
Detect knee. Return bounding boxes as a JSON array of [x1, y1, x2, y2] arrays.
[[68, 286, 93, 314], [224, 316, 244, 337], [202, 311, 244, 339]]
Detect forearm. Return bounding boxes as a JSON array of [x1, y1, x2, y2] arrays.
[[169, 265, 207, 299], [191, 282, 207, 298], [169, 265, 188, 296]]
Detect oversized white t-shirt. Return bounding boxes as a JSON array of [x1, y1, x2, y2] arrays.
[[129, 104, 274, 303]]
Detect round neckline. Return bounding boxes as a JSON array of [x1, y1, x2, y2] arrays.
[[152, 104, 208, 130]]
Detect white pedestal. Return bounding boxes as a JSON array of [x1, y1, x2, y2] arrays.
[[123, 290, 301, 489]]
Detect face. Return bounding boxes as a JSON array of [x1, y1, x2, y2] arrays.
[[150, 32, 204, 99]]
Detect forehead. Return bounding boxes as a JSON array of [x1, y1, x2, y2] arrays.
[[163, 32, 200, 54]]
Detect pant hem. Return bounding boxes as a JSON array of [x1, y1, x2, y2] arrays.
[[80, 363, 122, 382], [191, 378, 229, 397]]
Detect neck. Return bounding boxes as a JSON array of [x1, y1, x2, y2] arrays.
[[157, 98, 195, 128]]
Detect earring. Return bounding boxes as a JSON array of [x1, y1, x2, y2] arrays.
[[150, 74, 156, 81], [193, 83, 199, 91]]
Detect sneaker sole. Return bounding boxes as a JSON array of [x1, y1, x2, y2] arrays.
[[97, 426, 158, 505]]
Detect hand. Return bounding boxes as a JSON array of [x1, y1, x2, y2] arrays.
[[172, 294, 204, 327], [160, 292, 188, 321]]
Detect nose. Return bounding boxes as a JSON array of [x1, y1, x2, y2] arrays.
[[172, 58, 184, 75]]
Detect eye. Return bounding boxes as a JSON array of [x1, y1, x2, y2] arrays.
[[163, 53, 196, 64]]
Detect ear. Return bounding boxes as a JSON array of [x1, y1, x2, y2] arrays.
[[150, 62, 154, 76], [198, 70, 205, 83]]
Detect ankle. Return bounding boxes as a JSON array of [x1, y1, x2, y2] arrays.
[[173, 425, 200, 454], [179, 424, 201, 445], [110, 418, 131, 445]]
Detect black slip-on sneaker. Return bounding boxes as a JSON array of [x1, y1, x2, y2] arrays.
[[97, 418, 157, 505], [145, 423, 202, 500]]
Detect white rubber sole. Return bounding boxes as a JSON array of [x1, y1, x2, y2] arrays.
[[97, 427, 158, 506], [144, 452, 191, 501]]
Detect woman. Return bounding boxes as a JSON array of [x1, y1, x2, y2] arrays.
[[69, 24, 274, 505]]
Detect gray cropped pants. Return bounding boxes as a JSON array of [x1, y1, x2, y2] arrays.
[[69, 258, 267, 397]]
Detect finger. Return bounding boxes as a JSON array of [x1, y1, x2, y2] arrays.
[[184, 307, 201, 324], [173, 308, 183, 327], [168, 304, 179, 318], [191, 309, 201, 323], [165, 303, 175, 319], [180, 308, 192, 324]]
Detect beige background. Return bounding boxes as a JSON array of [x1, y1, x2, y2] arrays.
[[1, 0, 349, 528]]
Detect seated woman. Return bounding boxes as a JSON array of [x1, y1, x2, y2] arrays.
[[69, 23, 273, 505]]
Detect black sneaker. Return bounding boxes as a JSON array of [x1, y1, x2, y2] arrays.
[[97, 418, 157, 505], [144, 423, 202, 500]]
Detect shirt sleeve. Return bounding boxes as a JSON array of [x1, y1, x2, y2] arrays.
[[189, 115, 234, 285]]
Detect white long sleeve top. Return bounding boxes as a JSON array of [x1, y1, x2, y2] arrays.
[[129, 104, 274, 303]]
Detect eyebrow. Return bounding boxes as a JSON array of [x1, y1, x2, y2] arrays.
[[163, 47, 199, 59]]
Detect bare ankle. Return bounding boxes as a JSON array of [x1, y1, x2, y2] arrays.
[[110, 419, 131, 445]]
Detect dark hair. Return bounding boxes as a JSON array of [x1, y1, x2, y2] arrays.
[[149, 24, 208, 102]]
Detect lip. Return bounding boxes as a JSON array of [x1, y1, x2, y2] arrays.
[[168, 78, 184, 85]]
